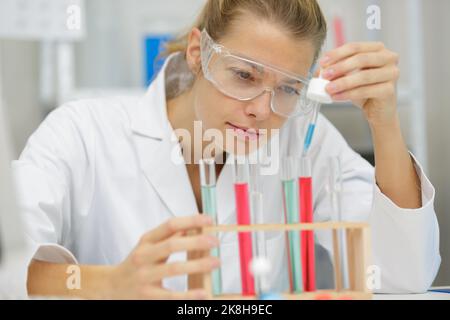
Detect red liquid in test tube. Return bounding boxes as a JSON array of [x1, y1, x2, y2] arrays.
[[299, 158, 316, 292], [233, 160, 255, 296]]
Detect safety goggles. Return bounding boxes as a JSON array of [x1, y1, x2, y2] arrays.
[[200, 29, 314, 118]]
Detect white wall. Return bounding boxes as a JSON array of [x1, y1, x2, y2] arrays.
[[423, 0, 450, 286], [75, 0, 205, 88], [0, 40, 41, 156]]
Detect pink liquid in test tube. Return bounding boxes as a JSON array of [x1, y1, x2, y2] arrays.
[[299, 157, 316, 292], [233, 159, 255, 296]]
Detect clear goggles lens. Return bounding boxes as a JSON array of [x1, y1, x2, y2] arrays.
[[200, 30, 314, 118]]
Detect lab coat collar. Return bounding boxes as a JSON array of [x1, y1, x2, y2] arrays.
[[134, 130, 199, 218], [131, 55, 199, 218], [129, 58, 172, 140]]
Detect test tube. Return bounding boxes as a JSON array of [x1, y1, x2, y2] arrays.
[[281, 157, 303, 293], [232, 157, 255, 296], [199, 159, 222, 296], [251, 191, 268, 293], [249, 164, 267, 295], [298, 156, 316, 291], [328, 156, 350, 290], [302, 101, 321, 157]]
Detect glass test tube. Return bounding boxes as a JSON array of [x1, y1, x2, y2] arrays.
[[250, 164, 267, 294], [199, 159, 222, 296], [252, 192, 269, 294], [232, 157, 255, 296], [328, 157, 350, 290], [281, 157, 303, 293], [298, 156, 316, 292]]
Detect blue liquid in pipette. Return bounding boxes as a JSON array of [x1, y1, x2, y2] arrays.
[[201, 185, 222, 296], [303, 123, 316, 155]]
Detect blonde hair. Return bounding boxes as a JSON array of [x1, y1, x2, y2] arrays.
[[166, 0, 327, 62], [163, 0, 327, 99]]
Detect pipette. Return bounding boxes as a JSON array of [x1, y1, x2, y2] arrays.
[[232, 157, 255, 296], [302, 70, 334, 156], [302, 101, 321, 157], [199, 158, 222, 296], [281, 157, 303, 293]]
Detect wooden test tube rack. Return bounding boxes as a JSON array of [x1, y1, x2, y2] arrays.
[[199, 221, 372, 300]]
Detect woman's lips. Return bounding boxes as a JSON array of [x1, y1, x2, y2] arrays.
[[226, 122, 261, 141]]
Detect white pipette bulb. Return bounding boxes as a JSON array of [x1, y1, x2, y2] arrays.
[[307, 70, 333, 104]]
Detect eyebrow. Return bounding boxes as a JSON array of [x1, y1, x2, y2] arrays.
[[282, 78, 303, 85], [240, 59, 264, 74], [234, 54, 307, 84]]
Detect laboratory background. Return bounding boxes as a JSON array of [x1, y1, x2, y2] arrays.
[[0, 0, 449, 288]]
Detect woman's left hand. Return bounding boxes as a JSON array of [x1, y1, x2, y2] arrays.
[[320, 42, 400, 128]]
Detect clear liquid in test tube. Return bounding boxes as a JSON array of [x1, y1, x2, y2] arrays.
[[328, 156, 350, 290]]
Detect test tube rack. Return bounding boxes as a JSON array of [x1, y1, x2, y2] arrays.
[[196, 221, 372, 300]]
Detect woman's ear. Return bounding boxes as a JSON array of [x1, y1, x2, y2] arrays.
[[186, 28, 202, 74]]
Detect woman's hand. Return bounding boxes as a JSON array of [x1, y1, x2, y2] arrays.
[[108, 215, 220, 299], [320, 42, 400, 128], [319, 42, 421, 209]]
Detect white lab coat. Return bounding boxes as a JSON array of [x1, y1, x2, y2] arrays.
[[10, 57, 440, 297]]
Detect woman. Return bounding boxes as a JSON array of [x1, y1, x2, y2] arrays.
[[14, 0, 439, 299]]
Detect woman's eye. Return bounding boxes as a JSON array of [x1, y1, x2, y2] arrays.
[[231, 69, 253, 81], [280, 85, 300, 96]]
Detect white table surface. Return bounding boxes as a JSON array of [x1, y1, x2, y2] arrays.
[[374, 288, 450, 300]]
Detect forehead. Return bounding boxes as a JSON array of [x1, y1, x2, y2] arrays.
[[218, 17, 316, 79]]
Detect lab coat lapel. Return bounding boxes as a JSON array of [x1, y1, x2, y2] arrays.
[[137, 134, 198, 218], [129, 58, 198, 218]]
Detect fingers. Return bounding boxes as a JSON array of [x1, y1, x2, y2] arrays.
[[316, 41, 399, 106], [141, 288, 208, 300], [322, 51, 399, 81], [329, 82, 396, 102], [326, 66, 400, 97], [320, 42, 386, 68], [153, 235, 219, 262], [132, 234, 219, 265], [147, 256, 221, 283], [141, 215, 213, 244]]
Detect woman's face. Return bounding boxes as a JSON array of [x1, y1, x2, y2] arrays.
[[186, 15, 316, 156]]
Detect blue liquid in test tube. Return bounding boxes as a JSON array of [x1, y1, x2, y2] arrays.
[[281, 157, 303, 293], [199, 159, 222, 296]]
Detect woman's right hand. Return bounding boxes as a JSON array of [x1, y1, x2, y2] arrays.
[[107, 215, 220, 299]]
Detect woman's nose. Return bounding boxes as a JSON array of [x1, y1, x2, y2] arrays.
[[244, 90, 272, 121]]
